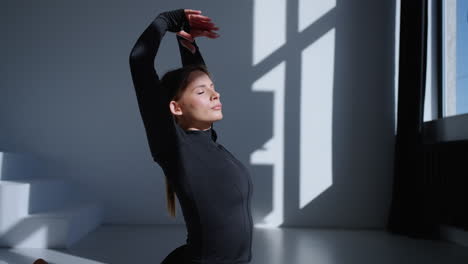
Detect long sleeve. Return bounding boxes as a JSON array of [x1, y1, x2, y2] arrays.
[[176, 37, 206, 67], [175, 14, 206, 66], [128, 9, 187, 163]]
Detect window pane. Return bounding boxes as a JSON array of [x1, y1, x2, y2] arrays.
[[456, 0, 468, 114], [443, 0, 468, 117]]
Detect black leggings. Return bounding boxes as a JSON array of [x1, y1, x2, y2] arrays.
[[161, 244, 188, 264]]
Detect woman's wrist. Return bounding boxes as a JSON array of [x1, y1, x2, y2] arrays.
[[157, 9, 188, 33]]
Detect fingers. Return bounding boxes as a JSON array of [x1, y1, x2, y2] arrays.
[[190, 21, 217, 30], [181, 9, 220, 39], [190, 29, 220, 39], [188, 17, 219, 31], [201, 30, 220, 39], [205, 30, 220, 38], [189, 14, 211, 21], [184, 9, 202, 15], [188, 18, 213, 25], [177, 27, 220, 42], [184, 10, 213, 25], [196, 29, 219, 38]]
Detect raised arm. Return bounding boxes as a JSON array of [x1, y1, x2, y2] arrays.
[[175, 13, 219, 67], [128, 9, 187, 162], [176, 35, 206, 66]]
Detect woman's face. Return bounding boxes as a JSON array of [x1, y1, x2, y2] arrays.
[[170, 70, 223, 128]]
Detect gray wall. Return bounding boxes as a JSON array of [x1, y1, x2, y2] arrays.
[[0, 0, 396, 227]]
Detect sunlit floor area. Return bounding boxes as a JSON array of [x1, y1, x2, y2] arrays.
[[1, 225, 467, 264]]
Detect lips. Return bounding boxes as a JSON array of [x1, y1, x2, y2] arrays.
[[211, 103, 222, 110]]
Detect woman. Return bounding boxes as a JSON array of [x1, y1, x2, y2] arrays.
[[129, 8, 254, 264]]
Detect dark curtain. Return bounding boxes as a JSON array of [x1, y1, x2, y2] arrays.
[[424, 140, 468, 231], [386, 0, 439, 239]]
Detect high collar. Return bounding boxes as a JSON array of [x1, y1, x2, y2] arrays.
[[185, 127, 218, 142]]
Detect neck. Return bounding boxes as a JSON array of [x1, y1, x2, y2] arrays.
[[186, 126, 211, 131], [178, 119, 212, 131]]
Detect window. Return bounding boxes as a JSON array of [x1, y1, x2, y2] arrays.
[[442, 0, 468, 117], [423, 0, 468, 143]]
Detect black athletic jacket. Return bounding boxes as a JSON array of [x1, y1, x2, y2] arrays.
[[128, 9, 253, 264]]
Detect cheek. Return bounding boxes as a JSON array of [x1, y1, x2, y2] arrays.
[[188, 96, 211, 110]]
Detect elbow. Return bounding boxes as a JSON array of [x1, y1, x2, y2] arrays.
[[129, 44, 155, 69], [129, 48, 140, 65], [129, 43, 146, 64]]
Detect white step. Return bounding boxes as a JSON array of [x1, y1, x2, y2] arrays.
[[0, 178, 88, 217], [6, 178, 84, 214], [0, 203, 102, 248], [0, 151, 48, 180], [0, 151, 103, 248], [0, 181, 30, 230]]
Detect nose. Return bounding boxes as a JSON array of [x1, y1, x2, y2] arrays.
[[211, 90, 220, 100]]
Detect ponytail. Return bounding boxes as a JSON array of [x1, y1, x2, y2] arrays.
[[165, 175, 176, 218]]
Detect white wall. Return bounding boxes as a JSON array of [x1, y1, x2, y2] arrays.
[[0, 0, 396, 227]]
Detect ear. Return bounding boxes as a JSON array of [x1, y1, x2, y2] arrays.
[[169, 100, 183, 116]]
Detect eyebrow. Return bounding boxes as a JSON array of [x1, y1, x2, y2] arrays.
[[192, 83, 214, 91]]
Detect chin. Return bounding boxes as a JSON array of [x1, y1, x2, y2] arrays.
[[212, 111, 223, 121], [211, 116, 223, 122]]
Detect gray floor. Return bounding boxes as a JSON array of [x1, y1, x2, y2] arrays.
[[1, 225, 467, 264]]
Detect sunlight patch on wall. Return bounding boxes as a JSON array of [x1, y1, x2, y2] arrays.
[[0, 152, 3, 177], [253, 0, 286, 65], [250, 62, 285, 227], [298, 0, 336, 32], [251, 0, 336, 226], [299, 28, 335, 209]]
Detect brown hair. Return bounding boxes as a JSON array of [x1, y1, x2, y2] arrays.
[[160, 64, 212, 218]]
